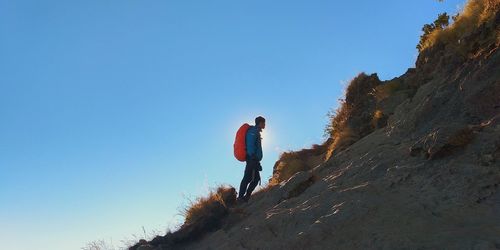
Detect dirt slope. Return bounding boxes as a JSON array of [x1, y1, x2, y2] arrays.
[[133, 2, 500, 249]]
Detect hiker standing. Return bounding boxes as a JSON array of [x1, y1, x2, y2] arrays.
[[237, 116, 266, 202]]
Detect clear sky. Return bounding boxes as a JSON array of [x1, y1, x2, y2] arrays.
[[0, 0, 465, 249]]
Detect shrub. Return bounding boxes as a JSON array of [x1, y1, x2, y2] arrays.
[[325, 126, 358, 160], [417, 13, 450, 52], [325, 98, 352, 139], [417, 0, 500, 52], [182, 185, 236, 226], [325, 73, 381, 148], [129, 185, 237, 250], [271, 158, 307, 185]]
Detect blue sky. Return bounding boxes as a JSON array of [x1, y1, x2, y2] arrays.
[[0, 0, 465, 249]]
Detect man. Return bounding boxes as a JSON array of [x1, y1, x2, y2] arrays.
[[238, 116, 266, 202]]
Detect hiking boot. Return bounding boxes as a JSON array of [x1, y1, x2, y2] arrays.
[[237, 197, 248, 204], [243, 194, 251, 202]]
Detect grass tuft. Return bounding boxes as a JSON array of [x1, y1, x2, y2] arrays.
[[182, 185, 236, 226], [324, 73, 381, 158]]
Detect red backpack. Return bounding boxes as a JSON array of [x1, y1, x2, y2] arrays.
[[234, 123, 250, 162]]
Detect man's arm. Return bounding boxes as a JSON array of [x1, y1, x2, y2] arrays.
[[255, 131, 263, 161]]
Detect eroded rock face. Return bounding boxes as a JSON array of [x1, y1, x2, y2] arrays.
[[136, 245, 155, 250], [409, 123, 475, 159], [279, 171, 315, 200]]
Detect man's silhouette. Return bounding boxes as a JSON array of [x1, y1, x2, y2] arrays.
[[238, 116, 265, 202]]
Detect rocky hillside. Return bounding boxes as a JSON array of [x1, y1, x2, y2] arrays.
[[132, 1, 500, 249]]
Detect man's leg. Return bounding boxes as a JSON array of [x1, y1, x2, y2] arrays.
[[244, 168, 261, 199], [238, 161, 254, 199]]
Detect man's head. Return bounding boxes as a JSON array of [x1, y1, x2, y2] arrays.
[[255, 116, 266, 130]]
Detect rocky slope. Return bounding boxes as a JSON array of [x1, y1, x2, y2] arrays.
[[132, 1, 500, 249]]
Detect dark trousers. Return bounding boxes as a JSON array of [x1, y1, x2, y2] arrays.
[[238, 158, 261, 199]]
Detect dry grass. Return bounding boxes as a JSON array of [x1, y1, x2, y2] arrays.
[[429, 127, 475, 159], [271, 158, 307, 185], [182, 185, 236, 226], [325, 126, 358, 160], [324, 73, 381, 160], [82, 240, 116, 250], [325, 98, 352, 139], [373, 110, 384, 120], [420, 0, 500, 52], [345, 73, 375, 104], [129, 185, 237, 250], [371, 109, 386, 129], [325, 73, 380, 139]]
